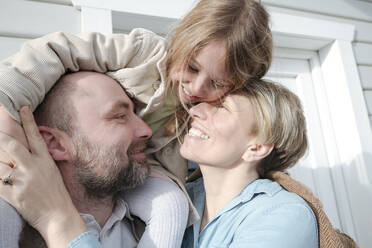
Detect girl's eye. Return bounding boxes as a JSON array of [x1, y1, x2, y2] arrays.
[[188, 64, 198, 73], [211, 80, 225, 89]]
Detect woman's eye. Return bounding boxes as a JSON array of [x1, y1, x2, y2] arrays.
[[211, 101, 226, 109], [188, 64, 198, 73]]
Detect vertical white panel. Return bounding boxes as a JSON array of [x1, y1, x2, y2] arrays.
[[319, 40, 372, 247], [268, 56, 343, 229], [308, 52, 356, 232]]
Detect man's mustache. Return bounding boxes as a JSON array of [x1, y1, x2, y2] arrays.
[[127, 141, 147, 156]]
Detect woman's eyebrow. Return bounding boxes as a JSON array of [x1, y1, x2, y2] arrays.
[[189, 58, 201, 68]]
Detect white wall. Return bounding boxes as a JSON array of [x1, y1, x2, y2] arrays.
[[0, 0, 80, 59], [261, 0, 372, 130]]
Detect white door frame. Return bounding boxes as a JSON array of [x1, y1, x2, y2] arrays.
[[71, 2, 372, 246]]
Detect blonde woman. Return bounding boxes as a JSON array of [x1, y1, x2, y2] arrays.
[[181, 80, 317, 247]]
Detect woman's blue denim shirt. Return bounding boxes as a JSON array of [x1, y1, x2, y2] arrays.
[[182, 178, 318, 248]]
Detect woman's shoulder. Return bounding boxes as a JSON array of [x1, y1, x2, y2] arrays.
[[233, 179, 318, 247], [250, 179, 316, 217], [235, 179, 318, 237]]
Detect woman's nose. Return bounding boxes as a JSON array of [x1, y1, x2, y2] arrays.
[[189, 102, 208, 120]]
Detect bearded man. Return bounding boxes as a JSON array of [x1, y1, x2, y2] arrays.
[[15, 71, 153, 247]]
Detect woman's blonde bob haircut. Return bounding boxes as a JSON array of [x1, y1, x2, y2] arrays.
[[234, 80, 308, 178], [166, 0, 272, 92]]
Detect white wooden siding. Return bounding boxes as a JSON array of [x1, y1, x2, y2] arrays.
[[0, 0, 80, 37], [354, 42, 372, 65], [262, 0, 372, 22], [359, 65, 372, 123], [0, 0, 80, 60], [359, 66, 372, 88], [363, 91, 372, 112], [265, 2, 372, 131], [0, 36, 29, 59], [29, 0, 72, 5]]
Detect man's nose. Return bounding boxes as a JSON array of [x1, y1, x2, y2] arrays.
[[133, 115, 152, 140]]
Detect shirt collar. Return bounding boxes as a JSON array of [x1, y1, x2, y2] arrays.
[[239, 178, 282, 202], [104, 198, 132, 230], [79, 197, 131, 236], [193, 178, 282, 221], [222, 179, 282, 213]]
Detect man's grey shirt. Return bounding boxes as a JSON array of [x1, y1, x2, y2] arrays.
[[0, 197, 137, 248]]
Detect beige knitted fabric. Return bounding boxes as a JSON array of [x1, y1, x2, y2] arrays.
[[271, 171, 359, 248]]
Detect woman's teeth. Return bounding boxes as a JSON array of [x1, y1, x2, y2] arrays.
[[189, 127, 209, 140]]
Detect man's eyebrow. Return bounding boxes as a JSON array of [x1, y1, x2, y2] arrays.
[[105, 100, 132, 114]]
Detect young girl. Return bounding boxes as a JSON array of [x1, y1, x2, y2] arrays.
[[0, 0, 272, 247]]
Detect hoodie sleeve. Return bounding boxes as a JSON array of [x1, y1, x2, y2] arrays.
[[0, 28, 167, 122]]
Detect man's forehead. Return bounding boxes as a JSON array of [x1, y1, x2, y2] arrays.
[[67, 72, 134, 111]]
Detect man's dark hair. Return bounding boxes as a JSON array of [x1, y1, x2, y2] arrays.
[[34, 74, 78, 136]]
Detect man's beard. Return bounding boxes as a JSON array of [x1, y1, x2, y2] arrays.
[[71, 134, 150, 199]]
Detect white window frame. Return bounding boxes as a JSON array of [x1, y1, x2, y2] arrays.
[[71, 1, 372, 245], [270, 15, 372, 247]]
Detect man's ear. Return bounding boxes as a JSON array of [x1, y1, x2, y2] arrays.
[[242, 143, 274, 163], [38, 126, 73, 161]]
